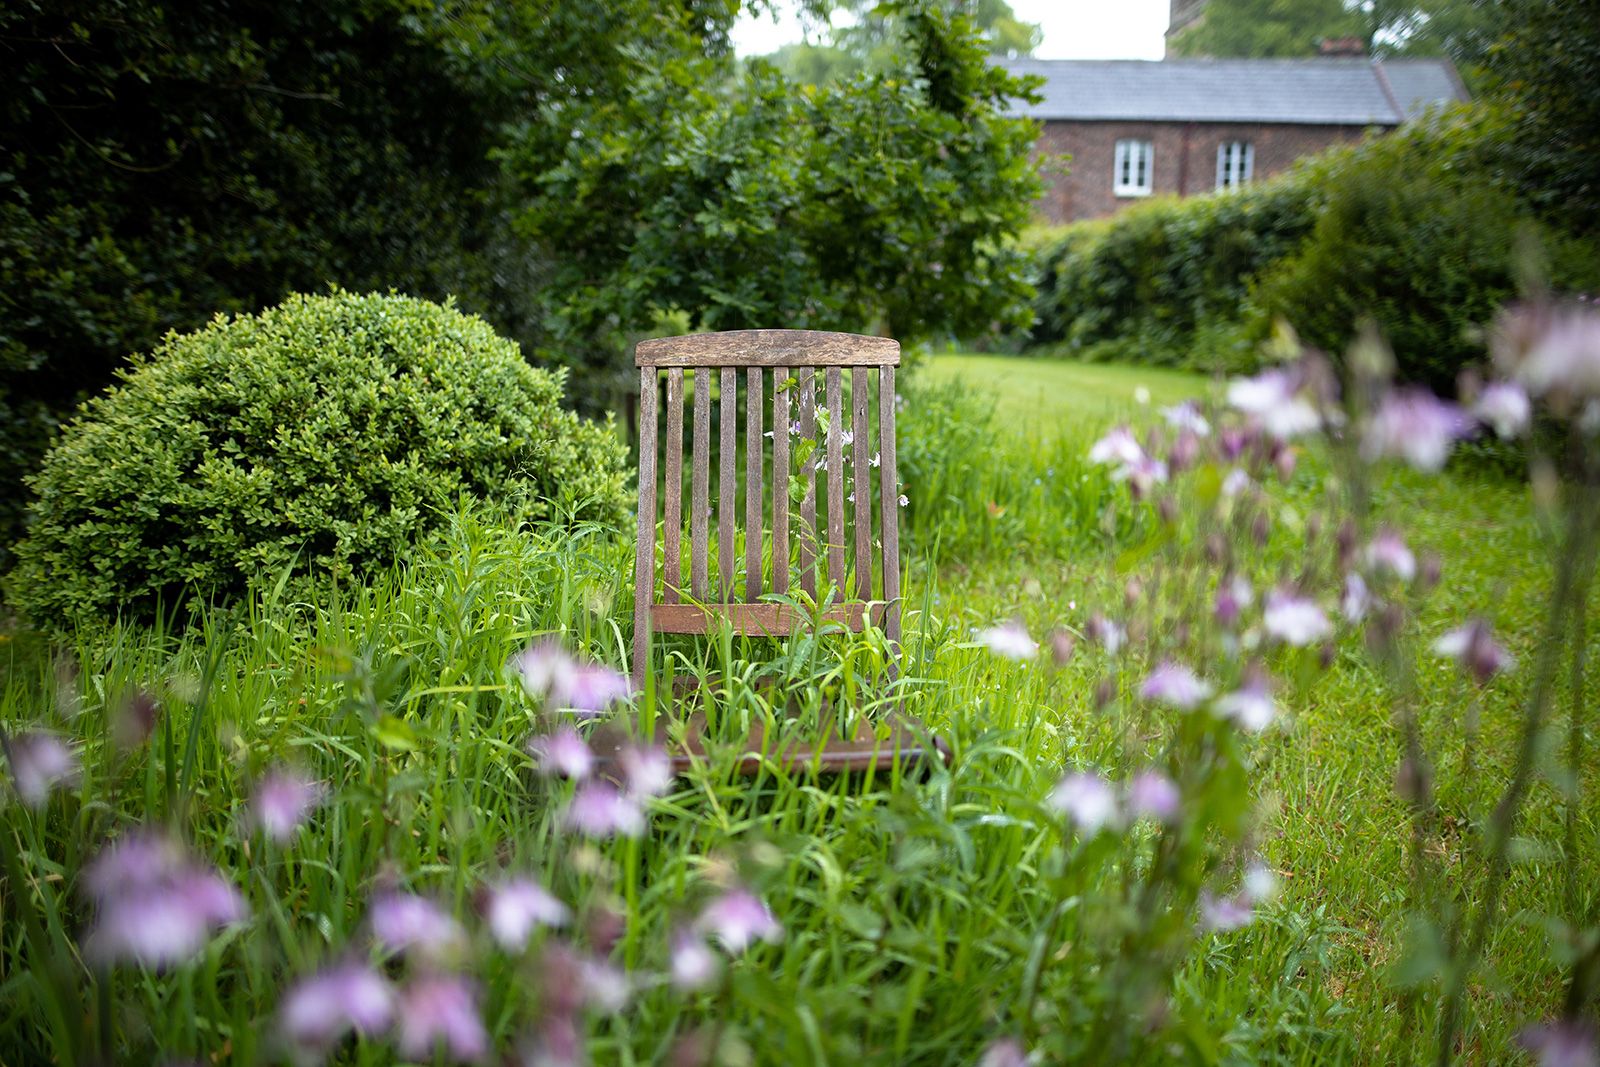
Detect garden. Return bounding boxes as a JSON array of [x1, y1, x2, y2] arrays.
[[4, 2, 1600, 1066]]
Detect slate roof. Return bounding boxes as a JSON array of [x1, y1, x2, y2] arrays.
[[998, 57, 1467, 126]]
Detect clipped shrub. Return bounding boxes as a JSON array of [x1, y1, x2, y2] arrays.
[[7, 291, 630, 628]]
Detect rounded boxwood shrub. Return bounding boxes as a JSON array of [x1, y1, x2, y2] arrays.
[[7, 291, 630, 628]]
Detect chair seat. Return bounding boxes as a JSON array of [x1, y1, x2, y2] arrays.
[[649, 602, 884, 636]]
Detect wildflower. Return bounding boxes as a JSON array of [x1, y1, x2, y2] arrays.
[[1493, 300, 1600, 400], [4, 730, 79, 807], [111, 689, 161, 750], [617, 743, 674, 798], [1214, 574, 1253, 628], [1263, 590, 1331, 646], [1220, 467, 1252, 498], [563, 664, 633, 714], [563, 782, 645, 838], [1242, 861, 1279, 903], [279, 962, 396, 1058], [395, 975, 490, 1064], [975, 621, 1038, 661], [697, 889, 782, 953], [1139, 661, 1213, 711], [1227, 369, 1320, 439], [1127, 771, 1180, 823], [1433, 619, 1514, 685], [1168, 430, 1201, 471], [528, 726, 594, 780], [481, 878, 570, 950], [1214, 676, 1278, 732], [579, 956, 631, 1013], [1088, 426, 1145, 467], [979, 1037, 1030, 1067], [669, 928, 720, 992], [1049, 629, 1077, 667], [870, 452, 881, 468], [1341, 572, 1371, 624], [897, 494, 909, 508], [1047, 771, 1118, 834], [1198, 891, 1253, 932], [1112, 455, 1169, 496], [247, 767, 325, 843], [80, 831, 188, 900], [1360, 388, 1474, 472], [1517, 1020, 1598, 1067], [518, 1016, 585, 1067], [83, 861, 248, 969], [1134, 385, 1151, 405], [1160, 400, 1210, 436], [1363, 529, 1416, 582], [1474, 381, 1532, 439], [369, 891, 468, 961], [1086, 614, 1125, 655], [511, 641, 631, 714]]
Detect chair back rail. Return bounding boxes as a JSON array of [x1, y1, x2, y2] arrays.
[[632, 331, 901, 686]]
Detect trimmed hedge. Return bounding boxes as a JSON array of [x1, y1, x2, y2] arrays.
[[7, 292, 630, 629]]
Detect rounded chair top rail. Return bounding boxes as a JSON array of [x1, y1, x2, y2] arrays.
[[635, 330, 900, 368]]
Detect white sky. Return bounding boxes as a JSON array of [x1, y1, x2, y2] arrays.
[[731, 0, 1170, 61]]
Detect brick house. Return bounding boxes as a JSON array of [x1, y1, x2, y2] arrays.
[[999, 56, 1468, 224]]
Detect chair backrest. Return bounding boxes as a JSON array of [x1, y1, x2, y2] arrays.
[[631, 330, 902, 685]]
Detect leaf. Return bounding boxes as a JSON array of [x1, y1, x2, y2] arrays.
[[372, 714, 419, 752]]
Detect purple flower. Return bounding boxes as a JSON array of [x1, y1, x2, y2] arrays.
[[1198, 891, 1254, 932], [1360, 388, 1474, 472], [246, 767, 325, 843], [1214, 677, 1278, 732], [1474, 381, 1532, 439], [511, 641, 631, 714], [279, 962, 396, 1057], [1518, 1021, 1598, 1067], [1220, 467, 1252, 498], [975, 621, 1038, 661], [80, 831, 188, 901], [1494, 301, 1600, 400], [1085, 614, 1125, 655], [1214, 574, 1253, 628], [518, 1016, 585, 1067], [528, 726, 594, 779], [563, 782, 645, 838], [369, 891, 467, 961], [1341, 572, 1371, 624], [579, 956, 631, 1013], [1432, 619, 1514, 685], [1139, 661, 1213, 710], [1227, 369, 1320, 439], [512, 640, 576, 701], [618, 743, 674, 798], [395, 975, 489, 1063], [1046, 771, 1118, 834], [697, 888, 783, 954], [1088, 426, 1145, 467], [84, 866, 248, 969], [1126, 771, 1180, 823], [1263, 590, 1331, 646], [1160, 401, 1210, 436], [978, 1037, 1030, 1067], [1363, 529, 1416, 582], [669, 928, 720, 991], [5, 730, 80, 807], [563, 664, 633, 714], [1112, 455, 1169, 495], [481, 878, 570, 950]]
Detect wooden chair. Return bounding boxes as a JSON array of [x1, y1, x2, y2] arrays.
[[625, 329, 942, 774]]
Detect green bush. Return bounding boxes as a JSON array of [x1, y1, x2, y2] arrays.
[[6, 292, 630, 629]]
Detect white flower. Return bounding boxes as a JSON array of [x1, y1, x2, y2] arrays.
[[1263, 590, 1331, 646], [1474, 381, 1532, 439], [1047, 772, 1118, 834], [975, 621, 1038, 661], [1227, 370, 1320, 439], [1160, 401, 1211, 436], [1214, 681, 1277, 731]]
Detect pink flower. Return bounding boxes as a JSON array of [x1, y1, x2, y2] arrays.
[[697, 888, 782, 954], [978, 1037, 1030, 1067], [975, 621, 1038, 661], [1047, 771, 1118, 834], [279, 962, 396, 1057], [1341, 572, 1371, 624], [669, 928, 720, 991], [1433, 619, 1514, 685], [1263, 590, 1331, 646], [247, 766, 325, 843], [1088, 426, 1145, 467], [1198, 891, 1254, 932], [1214, 677, 1278, 732], [1363, 529, 1416, 582], [518, 1016, 585, 1067], [511, 641, 631, 714], [618, 744, 674, 798], [481, 878, 570, 950], [1494, 301, 1600, 400], [5, 730, 79, 807], [1113, 455, 1169, 495], [369, 891, 467, 961], [395, 975, 489, 1063], [1518, 1021, 1598, 1067], [579, 956, 631, 1013], [1214, 574, 1253, 628], [1126, 771, 1180, 823], [1160, 401, 1210, 436], [564, 664, 633, 714], [1227, 369, 1321, 439], [1220, 467, 1252, 498], [1086, 614, 1125, 655], [80, 831, 188, 901], [1474, 381, 1532, 439], [1361, 388, 1474, 472], [1139, 661, 1213, 710], [84, 865, 247, 969], [563, 782, 645, 838], [528, 726, 594, 779]]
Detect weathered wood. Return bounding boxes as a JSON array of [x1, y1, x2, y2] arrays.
[[851, 367, 871, 600], [637, 330, 900, 368], [691, 368, 710, 601], [771, 371, 790, 596], [650, 602, 882, 636], [797, 367, 817, 598], [878, 365, 901, 645], [825, 367, 845, 591], [662, 368, 684, 604], [745, 368, 763, 603], [719, 368, 736, 601], [633, 367, 658, 688]]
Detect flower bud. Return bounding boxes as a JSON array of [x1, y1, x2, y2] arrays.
[[1094, 676, 1118, 710]]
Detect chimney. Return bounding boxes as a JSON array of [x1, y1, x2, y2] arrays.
[[1318, 36, 1366, 57]]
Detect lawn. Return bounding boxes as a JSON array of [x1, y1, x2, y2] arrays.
[[1, 351, 1590, 1066]]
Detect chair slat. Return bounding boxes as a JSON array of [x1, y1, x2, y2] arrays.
[[719, 368, 737, 600], [851, 367, 871, 600], [633, 367, 658, 686], [878, 365, 901, 644], [651, 602, 885, 636], [691, 367, 710, 601], [662, 368, 683, 604], [825, 367, 845, 591], [745, 367, 763, 602], [797, 367, 817, 597], [771, 370, 790, 596]]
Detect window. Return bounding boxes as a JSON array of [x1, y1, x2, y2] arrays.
[[1113, 139, 1153, 197], [1216, 141, 1255, 190]]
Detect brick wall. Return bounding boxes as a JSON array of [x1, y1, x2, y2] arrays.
[[1031, 120, 1379, 224]]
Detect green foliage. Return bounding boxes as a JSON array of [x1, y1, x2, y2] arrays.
[[1169, 0, 1490, 59], [6, 292, 628, 629]]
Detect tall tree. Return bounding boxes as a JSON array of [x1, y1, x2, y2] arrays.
[[1170, 0, 1491, 60]]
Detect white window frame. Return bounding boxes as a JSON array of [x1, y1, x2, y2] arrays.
[[1216, 141, 1255, 190], [1113, 139, 1154, 197]]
